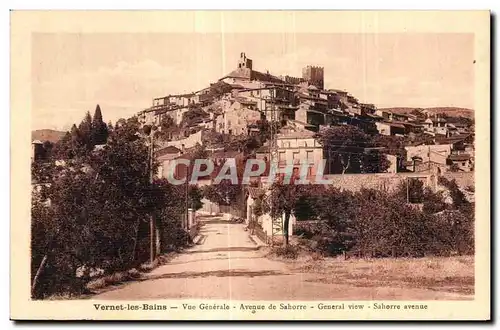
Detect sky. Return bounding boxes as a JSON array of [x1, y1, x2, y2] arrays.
[[31, 33, 474, 131]]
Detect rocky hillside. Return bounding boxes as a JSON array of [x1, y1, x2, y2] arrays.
[[31, 129, 66, 143]]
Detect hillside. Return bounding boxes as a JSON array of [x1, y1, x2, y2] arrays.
[[32, 129, 66, 143], [380, 107, 474, 118]]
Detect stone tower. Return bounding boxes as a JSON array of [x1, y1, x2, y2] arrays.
[[302, 65, 324, 90], [238, 52, 253, 70]]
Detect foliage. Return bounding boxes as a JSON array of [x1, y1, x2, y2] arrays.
[[438, 177, 474, 216], [319, 125, 390, 174], [372, 135, 407, 170], [258, 120, 282, 146], [272, 245, 299, 259], [252, 196, 266, 218], [51, 106, 109, 160], [227, 135, 261, 154], [422, 187, 448, 214], [287, 182, 474, 258], [394, 178, 425, 203], [156, 115, 177, 141], [31, 116, 190, 299], [91, 105, 109, 145], [313, 187, 357, 254], [202, 155, 247, 207], [410, 108, 427, 120], [188, 185, 204, 211], [180, 106, 209, 128], [267, 178, 323, 245], [203, 180, 242, 206]]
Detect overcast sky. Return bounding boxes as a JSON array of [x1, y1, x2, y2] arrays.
[[32, 33, 474, 131]]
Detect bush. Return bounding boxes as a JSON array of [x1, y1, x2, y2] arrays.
[[292, 183, 474, 259], [273, 245, 299, 259], [31, 117, 197, 299]]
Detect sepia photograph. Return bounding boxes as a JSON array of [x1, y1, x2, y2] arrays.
[[11, 10, 490, 320]]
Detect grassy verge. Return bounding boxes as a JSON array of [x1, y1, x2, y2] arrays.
[[270, 247, 474, 295], [86, 253, 178, 292]]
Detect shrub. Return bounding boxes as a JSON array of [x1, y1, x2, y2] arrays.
[[273, 245, 299, 259], [292, 183, 474, 259]]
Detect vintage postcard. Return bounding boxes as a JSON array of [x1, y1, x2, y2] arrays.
[[11, 10, 490, 321]]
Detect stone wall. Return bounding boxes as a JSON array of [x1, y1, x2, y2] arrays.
[[441, 172, 475, 189], [323, 173, 437, 192], [166, 130, 203, 150]]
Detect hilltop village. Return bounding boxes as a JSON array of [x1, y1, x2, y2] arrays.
[[30, 53, 476, 300], [137, 52, 475, 178]]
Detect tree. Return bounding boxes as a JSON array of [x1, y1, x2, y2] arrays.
[[395, 178, 425, 203], [320, 125, 389, 174], [52, 124, 87, 160], [267, 177, 322, 246], [156, 115, 177, 141], [228, 135, 260, 154], [438, 177, 473, 216], [41, 141, 54, 161], [422, 187, 447, 214], [188, 185, 203, 211], [450, 163, 460, 172], [361, 151, 390, 173], [314, 187, 357, 254], [372, 135, 407, 171], [180, 107, 208, 128], [91, 104, 109, 145], [410, 108, 427, 120], [78, 111, 94, 151], [203, 155, 246, 207], [31, 116, 189, 298]]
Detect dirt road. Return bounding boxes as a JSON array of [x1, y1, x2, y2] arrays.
[[94, 216, 471, 301]]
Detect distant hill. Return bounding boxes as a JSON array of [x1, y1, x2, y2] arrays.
[[31, 129, 66, 143], [379, 107, 474, 118]]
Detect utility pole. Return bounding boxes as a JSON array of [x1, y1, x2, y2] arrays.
[[269, 86, 282, 246], [406, 177, 410, 204], [148, 127, 155, 264], [428, 144, 431, 172], [185, 163, 190, 231]]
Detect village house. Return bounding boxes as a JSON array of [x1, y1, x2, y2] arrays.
[[31, 140, 44, 161], [375, 109, 393, 121], [447, 153, 473, 172], [156, 146, 182, 178], [375, 121, 406, 136], [275, 130, 323, 177], [422, 118, 434, 132], [405, 144, 454, 172], [215, 100, 262, 135]]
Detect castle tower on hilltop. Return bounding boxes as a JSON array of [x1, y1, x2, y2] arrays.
[[238, 52, 253, 70], [302, 65, 324, 90]]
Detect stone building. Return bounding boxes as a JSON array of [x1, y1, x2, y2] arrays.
[[302, 65, 324, 90]]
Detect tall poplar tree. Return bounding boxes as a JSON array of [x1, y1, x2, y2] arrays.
[[91, 104, 109, 145]]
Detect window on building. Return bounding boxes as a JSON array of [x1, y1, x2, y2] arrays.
[[278, 152, 286, 162], [306, 151, 313, 162], [292, 152, 300, 161]]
